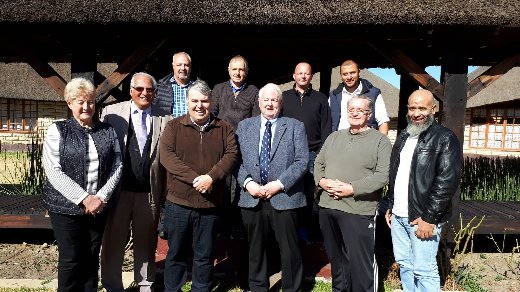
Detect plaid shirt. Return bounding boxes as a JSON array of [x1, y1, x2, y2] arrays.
[[171, 77, 193, 118]]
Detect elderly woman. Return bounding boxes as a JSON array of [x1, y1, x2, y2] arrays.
[[42, 77, 123, 292]]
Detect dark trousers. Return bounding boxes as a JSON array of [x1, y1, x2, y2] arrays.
[[163, 201, 219, 292], [49, 211, 107, 292], [298, 151, 322, 242], [319, 208, 377, 292], [241, 201, 303, 292]]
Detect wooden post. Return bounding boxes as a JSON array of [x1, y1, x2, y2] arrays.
[[319, 65, 332, 96], [441, 48, 467, 280], [71, 52, 97, 83], [441, 50, 468, 147], [397, 70, 418, 135]]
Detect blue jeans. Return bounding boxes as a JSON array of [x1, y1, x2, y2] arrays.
[[391, 214, 442, 292], [163, 201, 219, 292]]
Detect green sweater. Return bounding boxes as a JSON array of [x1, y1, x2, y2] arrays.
[[314, 128, 391, 215]]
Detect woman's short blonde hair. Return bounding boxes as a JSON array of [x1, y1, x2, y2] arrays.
[[63, 77, 96, 104]]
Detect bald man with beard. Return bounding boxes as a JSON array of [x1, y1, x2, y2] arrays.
[[385, 89, 462, 292]]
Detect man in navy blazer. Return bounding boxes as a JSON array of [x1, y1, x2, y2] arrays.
[[236, 83, 308, 292]]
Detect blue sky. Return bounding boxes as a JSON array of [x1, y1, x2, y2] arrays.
[[368, 66, 478, 88]]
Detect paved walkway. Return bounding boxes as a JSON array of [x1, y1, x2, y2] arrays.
[[0, 272, 135, 289]]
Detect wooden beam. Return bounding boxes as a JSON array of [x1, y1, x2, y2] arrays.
[[96, 38, 167, 104], [368, 42, 446, 102], [6, 41, 67, 96], [0, 214, 51, 229], [94, 71, 124, 102], [467, 54, 520, 99]]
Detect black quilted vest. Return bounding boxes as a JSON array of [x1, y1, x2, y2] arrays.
[[43, 118, 117, 215]]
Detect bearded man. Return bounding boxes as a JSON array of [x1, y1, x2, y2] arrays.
[[385, 89, 462, 292]]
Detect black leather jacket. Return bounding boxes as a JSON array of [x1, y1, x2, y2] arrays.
[[388, 121, 462, 224]]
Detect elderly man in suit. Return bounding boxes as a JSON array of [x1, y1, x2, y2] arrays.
[[236, 83, 309, 292], [100, 72, 171, 292]]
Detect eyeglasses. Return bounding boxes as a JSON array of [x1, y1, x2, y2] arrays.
[[347, 108, 371, 115], [131, 86, 155, 94]]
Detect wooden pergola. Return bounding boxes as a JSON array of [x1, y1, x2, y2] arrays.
[[2, 0, 520, 245], [1, 1, 520, 146]]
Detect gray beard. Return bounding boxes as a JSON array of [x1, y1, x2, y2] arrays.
[[406, 115, 434, 136]]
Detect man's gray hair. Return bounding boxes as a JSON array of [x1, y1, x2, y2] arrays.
[[186, 79, 211, 99], [173, 51, 192, 63], [130, 72, 157, 89], [259, 83, 282, 101], [347, 95, 373, 113], [228, 55, 249, 71]]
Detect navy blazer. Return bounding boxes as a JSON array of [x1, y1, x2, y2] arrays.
[[236, 116, 308, 210]]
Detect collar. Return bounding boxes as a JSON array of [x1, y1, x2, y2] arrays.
[[189, 115, 212, 131], [169, 76, 193, 88], [229, 80, 246, 94], [348, 127, 370, 136], [293, 83, 312, 96], [261, 115, 278, 126], [342, 81, 362, 96], [130, 101, 152, 116]]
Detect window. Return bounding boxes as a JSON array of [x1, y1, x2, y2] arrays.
[[469, 106, 520, 151], [0, 98, 38, 132]]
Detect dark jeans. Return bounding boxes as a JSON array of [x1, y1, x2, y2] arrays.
[[299, 151, 321, 241], [163, 201, 219, 292], [49, 211, 106, 292], [219, 174, 243, 238]]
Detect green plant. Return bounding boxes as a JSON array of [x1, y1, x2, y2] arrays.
[[450, 214, 485, 273], [495, 275, 506, 281], [461, 156, 520, 201], [441, 214, 485, 291], [454, 264, 488, 292], [0, 131, 45, 195], [486, 234, 520, 281]]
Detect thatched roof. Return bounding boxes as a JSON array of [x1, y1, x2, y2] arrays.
[[467, 66, 520, 108], [1, 1, 519, 26], [0, 63, 117, 101]]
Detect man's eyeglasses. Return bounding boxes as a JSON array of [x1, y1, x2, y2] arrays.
[[132, 86, 155, 94], [347, 108, 371, 115]]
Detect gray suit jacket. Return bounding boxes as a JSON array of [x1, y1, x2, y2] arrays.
[[236, 116, 308, 210], [100, 101, 171, 209]]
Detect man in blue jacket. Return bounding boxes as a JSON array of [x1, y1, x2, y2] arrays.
[[329, 60, 389, 134], [236, 83, 308, 292]]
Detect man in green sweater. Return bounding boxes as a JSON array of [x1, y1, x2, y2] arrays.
[[314, 95, 391, 292]]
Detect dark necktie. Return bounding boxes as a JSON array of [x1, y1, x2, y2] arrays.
[[138, 111, 148, 155], [260, 121, 272, 185]]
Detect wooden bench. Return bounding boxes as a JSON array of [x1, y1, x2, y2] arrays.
[[0, 194, 51, 229], [0, 194, 519, 234], [455, 200, 520, 234]]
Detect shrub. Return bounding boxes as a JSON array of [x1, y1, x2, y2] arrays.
[[0, 131, 45, 196], [460, 156, 520, 201]]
